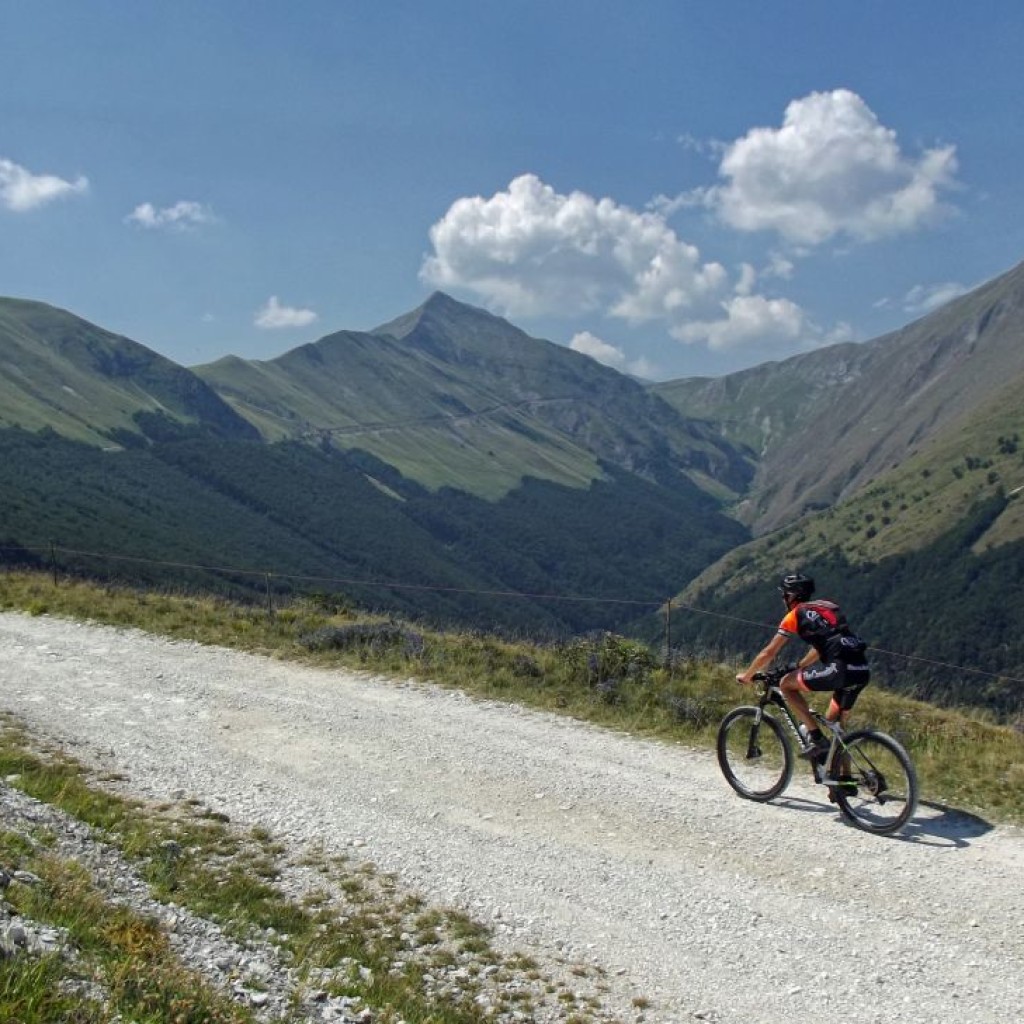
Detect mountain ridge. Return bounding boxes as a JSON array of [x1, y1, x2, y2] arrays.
[[193, 292, 754, 501], [654, 257, 1024, 535], [0, 297, 259, 446], [3, 262, 1024, 708], [0, 290, 751, 637]]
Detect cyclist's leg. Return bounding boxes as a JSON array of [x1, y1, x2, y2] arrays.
[[827, 668, 870, 782], [780, 678, 819, 732], [787, 663, 848, 726], [781, 666, 836, 733], [824, 696, 849, 726], [828, 665, 869, 723]]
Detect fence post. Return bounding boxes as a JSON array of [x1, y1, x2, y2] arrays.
[[265, 573, 274, 619], [665, 598, 672, 675], [50, 541, 58, 587]]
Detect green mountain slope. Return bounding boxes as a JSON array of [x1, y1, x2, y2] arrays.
[[654, 259, 1024, 535], [0, 427, 746, 635], [0, 291, 753, 637], [665, 359, 1024, 716], [196, 293, 752, 501], [0, 298, 259, 446], [679, 373, 1024, 595], [648, 259, 1024, 716]]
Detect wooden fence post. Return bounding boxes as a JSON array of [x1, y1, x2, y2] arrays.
[[665, 598, 672, 675]]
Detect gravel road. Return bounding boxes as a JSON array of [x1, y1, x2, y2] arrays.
[[2, 610, 1022, 1024]]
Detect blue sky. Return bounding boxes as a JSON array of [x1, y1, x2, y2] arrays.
[[3, 2, 1023, 380]]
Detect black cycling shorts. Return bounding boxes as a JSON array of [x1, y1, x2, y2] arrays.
[[798, 661, 870, 711]]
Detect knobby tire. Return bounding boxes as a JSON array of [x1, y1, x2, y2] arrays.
[[830, 729, 918, 836], [717, 706, 793, 801]]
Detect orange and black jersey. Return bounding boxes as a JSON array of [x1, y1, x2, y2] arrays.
[[777, 600, 868, 665]]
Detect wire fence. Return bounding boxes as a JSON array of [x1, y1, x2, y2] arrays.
[[2, 541, 1023, 695]]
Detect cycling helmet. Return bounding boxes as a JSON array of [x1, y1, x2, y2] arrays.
[[779, 573, 815, 602]]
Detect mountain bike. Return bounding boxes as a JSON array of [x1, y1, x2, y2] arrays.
[[716, 666, 918, 835]]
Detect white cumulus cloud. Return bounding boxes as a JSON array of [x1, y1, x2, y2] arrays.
[[126, 200, 217, 231], [422, 172, 856, 357], [902, 281, 967, 315], [706, 89, 958, 245], [673, 294, 811, 352], [421, 173, 728, 323], [0, 157, 88, 212], [254, 296, 318, 330], [570, 330, 626, 367], [568, 330, 656, 377]]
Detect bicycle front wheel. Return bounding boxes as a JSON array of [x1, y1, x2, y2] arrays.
[[830, 730, 918, 835], [717, 707, 793, 801]]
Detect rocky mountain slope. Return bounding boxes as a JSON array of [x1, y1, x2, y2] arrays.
[[654, 258, 1024, 537], [195, 292, 752, 501]]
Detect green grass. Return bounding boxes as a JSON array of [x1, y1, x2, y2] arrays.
[[2, 573, 1024, 827], [1, 715, 616, 1023], [0, 796, 256, 1024], [2, 569, 1023, 826]]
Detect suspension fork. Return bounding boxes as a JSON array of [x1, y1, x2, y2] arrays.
[[742, 694, 775, 759]]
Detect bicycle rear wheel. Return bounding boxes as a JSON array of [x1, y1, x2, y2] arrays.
[[717, 707, 793, 801], [830, 730, 918, 835]]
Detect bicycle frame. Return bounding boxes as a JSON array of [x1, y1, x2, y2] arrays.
[[720, 667, 919, 833], [751, 675, 846, 784]]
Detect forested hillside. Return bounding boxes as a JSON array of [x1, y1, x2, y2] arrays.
[[667, 492, 1024, 717], [0, 427, 746, 636], [4, 261, 1024, 718]]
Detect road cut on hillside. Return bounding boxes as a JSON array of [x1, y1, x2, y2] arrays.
[[2, 610, 1022, 1024]]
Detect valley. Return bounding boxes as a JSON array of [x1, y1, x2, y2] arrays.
[[2, 259, 1023, 715]]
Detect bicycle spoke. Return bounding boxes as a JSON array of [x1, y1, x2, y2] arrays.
[[830, 730, 918, 835], [717, 707, 793, 801]]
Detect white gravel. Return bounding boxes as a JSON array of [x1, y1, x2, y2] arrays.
[[2, 610, 1022, 1024]]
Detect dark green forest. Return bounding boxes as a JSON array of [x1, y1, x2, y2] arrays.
[[0, 427, 746, 637], [4, 425, 1021, 717], [665, 494, 1024, 718]]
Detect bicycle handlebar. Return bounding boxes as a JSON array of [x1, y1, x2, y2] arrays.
[[751, 664, 797, 686]]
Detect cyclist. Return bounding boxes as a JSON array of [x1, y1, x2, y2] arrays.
[[735, 573, 870, 763]]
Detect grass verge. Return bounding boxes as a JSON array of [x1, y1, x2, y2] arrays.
[[1, 569, 1023, 825], [0, 717, 617, 1023]]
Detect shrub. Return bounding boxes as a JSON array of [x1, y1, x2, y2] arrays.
[[664, 695, 714, 728], [562, 632, 656, 691], [300, 622, 424, 658]]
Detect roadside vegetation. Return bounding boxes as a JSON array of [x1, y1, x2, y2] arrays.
[[2, 569, 1022, 824], [2, 568, 1023, 1019], [0, 714, 614, 1022], [2, 712, 614, 1024]]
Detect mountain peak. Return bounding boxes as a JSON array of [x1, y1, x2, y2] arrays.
[[422, 290, 462, 310], [374, 291, 508, 342]]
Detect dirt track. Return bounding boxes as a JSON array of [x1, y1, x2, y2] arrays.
[[2, 610, 1022, 1024]]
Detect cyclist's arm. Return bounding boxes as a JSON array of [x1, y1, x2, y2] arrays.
[[736, 632, 788, 684], [798, 649, 819, 669]]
